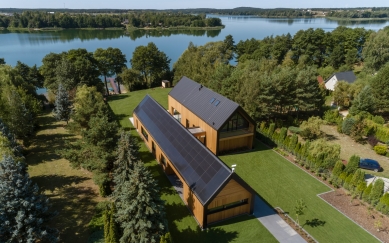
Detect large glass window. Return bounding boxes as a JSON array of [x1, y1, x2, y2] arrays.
[[141, 127, 148, 141], [207, 199, 248, 215], [221, 112, 249, 132], [173, 108, 181, 122], [161, 155, 167, 166]]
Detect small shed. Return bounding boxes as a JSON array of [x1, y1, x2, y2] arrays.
[[162, 80, 171, 88]]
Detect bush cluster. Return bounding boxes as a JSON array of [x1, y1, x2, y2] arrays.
[[258, 123, 339, 172], [374, 144, 388, 155]]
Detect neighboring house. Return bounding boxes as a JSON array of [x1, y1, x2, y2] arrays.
[[324, 71, 357, 91], [133, 95, 255, 228], [168, 77, 255, 155]]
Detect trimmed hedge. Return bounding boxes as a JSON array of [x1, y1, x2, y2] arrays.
[[344, 155, 360, 175], [362, 183, 373, 202], [369, 179, 384, 206]]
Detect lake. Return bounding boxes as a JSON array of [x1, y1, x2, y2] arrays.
[[1, 16, 388, 88]]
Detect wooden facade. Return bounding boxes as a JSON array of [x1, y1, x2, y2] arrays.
[[133, 112, 254, 228], [169, 96, 255, 155]]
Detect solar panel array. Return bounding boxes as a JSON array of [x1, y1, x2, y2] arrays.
[[134, 95, 232, 205], [169, 76, 240, 130]]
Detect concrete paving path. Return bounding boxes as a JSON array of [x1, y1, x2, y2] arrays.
[[254, 195, 306, 243]]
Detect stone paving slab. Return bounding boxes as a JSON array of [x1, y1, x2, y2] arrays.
[[254, 195, 306, 243]]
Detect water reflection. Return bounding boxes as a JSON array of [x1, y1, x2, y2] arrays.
[[324, 18, 389, 26], [125, 28, 221, 41], [0, 28, 221, 45]]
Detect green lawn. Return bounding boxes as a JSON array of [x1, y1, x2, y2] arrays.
[[221, 141, 379, 243], [108, 90, 277, 243]]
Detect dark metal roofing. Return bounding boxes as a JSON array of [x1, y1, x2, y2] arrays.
[[169, 76, 240, 130], [326, 71, 357, 84], [133, 95, 232, 205]]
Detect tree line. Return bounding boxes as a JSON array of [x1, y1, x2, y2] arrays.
[[0, 11, 222, 29], [327, 9, 389, 19]]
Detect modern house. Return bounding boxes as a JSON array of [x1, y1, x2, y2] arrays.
[[324, 71, 357, 91], [168, 77, 255, 155], [133, 95, 255, 228]]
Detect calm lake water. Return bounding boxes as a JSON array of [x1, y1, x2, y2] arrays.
[[1, 16, 388, 84]]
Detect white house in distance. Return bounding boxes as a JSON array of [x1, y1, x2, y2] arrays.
[[324, 71, 357, 91]]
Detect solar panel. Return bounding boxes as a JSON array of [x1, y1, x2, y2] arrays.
[[133, 95, 232, 205]]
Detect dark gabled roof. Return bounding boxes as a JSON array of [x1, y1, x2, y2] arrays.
[[169, 76, 240, 130], [326, 71, 357, 84], [133, 95, 232, 205]]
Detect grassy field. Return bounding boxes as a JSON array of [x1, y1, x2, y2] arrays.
[[221, 141, 379, 243], [26, 110, 103, 243], [108, 89, 277, 243]]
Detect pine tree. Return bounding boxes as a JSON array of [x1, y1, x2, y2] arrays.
[[114, 160, 167, 243], [113, 132, 140, 186], [53, 83, 71, 124], [0, 156, 58, 242]]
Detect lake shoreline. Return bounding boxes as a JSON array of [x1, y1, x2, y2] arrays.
[[326, 17, 389, 21], [126, 25, 225, 30]]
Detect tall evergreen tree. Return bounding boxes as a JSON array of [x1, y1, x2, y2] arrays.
[[113, 132, 140, 185], [0, 156, 58, 242], [349, 85, 375, 115], [53, 83, 72, 124], [114, 160, 167, 243]]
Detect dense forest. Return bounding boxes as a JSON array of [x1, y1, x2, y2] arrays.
[[0, 11, 223, 29]]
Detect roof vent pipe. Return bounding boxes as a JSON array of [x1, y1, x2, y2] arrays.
[[231, 164, 236, 172], [199, 84, 203, 91]]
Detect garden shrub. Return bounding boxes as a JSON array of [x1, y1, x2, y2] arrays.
[[343, 174, 354, 191], [342, 117, 356, 135], [279, 127, 288, 141], [332, 161, 345, 177], [344, 155, 360, 175], [300, 116, 324, 140], [364, 119, 378, 136], [294, 142, 301, 157], [373, 115, 385, 125], [289, 134, 298, 152], [259, 122, 266, 132], [283, 135, 290, 150], [369, 179, 385, 206], [268, 123, 275, 137], [374, 145, 387, 155], [337, 117, 343, 133], [350, 169, 365, 188], [356, 181, 367, 198], [338, 172, 348, 185], [324, 109, 340, 124], [376, 193, 389, 215], [376, 126, 389, 143], [309, 139, 340, 170], [350, 119, 365, 143], [288, 126, 301, 134], [362, 183, 373, 202], [367, 135, 379, 147]]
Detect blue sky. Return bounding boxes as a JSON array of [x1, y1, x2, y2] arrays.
[[1, 0, 388, 9]]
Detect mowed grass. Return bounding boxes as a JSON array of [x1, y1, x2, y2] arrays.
[[221, 141, 379, 243], [26, 110, 103, 243], [108, 89, 277, 243]]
